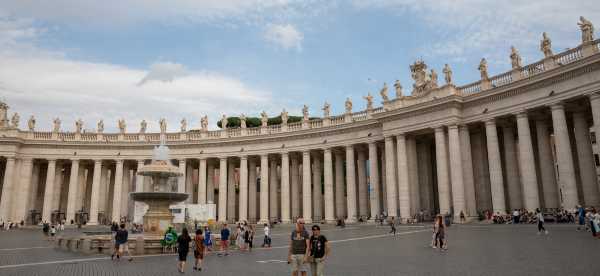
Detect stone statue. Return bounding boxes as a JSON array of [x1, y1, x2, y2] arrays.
[[478, 58, 489, 80], [27, 115, 35, 131], [345, 97, 353, 114], [221, 115, 228, 129], [97, 120, 104, 133], [394, 80, 403, 98], [75, 118, 83, 133], [430, 69, 438, 88], [302, 105, 309, 121], [281, 109, 288, 124], [159, 118, 167, 133], [200, 115, 208, 131], [0, 101, 8, 127], [180, 118, 187, 132], [322, 102, 331, 118], [240, 114, 247, 128], [578, 16, 595, 44], [118, 119, 126, 133], [53, 117, 61, 132], [260, 111, 268, 127], [443, 64, 452, 85], [379, 82, 389, 101], [140, 120, 147, 133], [10, 113, 19, 128], [540, 32, 553, 58], [364, 93, 374, 110], [510, 46, 522, 69]]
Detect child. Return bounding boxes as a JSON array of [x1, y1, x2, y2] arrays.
[[50, 225, 57, 240]]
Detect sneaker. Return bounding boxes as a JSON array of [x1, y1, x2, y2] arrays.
[[432, 246, 437, 249]]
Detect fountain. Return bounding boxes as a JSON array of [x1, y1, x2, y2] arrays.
[[130, 136, 188, 233]]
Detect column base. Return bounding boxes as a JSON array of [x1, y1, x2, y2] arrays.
[[281, 219, 292, 224], [344, 218, 356, 224], [86, 221, 98, 226], [325, 219, 337, 224]]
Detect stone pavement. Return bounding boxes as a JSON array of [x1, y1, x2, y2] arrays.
[[0, 223, 599, 276]]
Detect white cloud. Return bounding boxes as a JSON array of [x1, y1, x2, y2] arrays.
[[264, 23, 303, 50], [138, 62, 188, 86]]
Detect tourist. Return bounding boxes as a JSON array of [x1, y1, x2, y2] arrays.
[[536, 208, 548, 235], [113, 223, 133, 261], [431, 218, 438, 249], [577, 205, 586, 231], [204, 226, 213, 253], [459, 211, 466, 223], [236, 224, 245, 251], [434, 214, 447, 251], [309, 225, 330, 276], [288, 218, 310, 276], [588, 209, 597, 237], [219, 223, 230, 256], [389, 217, 396, 235], [512, 209, 520, 224], [42, 221, 50, 239], [176, 228, 192, 273], [59, 221, 65, 231], [245, 224, 254, 251], [193, 228, 205, 271], [263, 223, 272, 247], [49, 225, 56, 240]]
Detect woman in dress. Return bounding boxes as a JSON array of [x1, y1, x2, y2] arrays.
[[193, 228, 205, 271], [176, 228, 192, 273], [204, 226, 213, 253]]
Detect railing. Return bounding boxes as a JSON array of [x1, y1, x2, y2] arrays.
[[124, 134, 139, 141], [81, 133, 97, 141], [247, 128, 260, 136], [554, 46, 582, 66], [188, 132, 202, 140], [166, 133, 179, 140], [288, 122, 303, 131], [207, 130, 221, 138], [458, 81, 481, 95], [520, 60, 545, 79], [33, 131, 52, 140], [145, 133, 160, 141], [490, 71, 512, 88], [228, 128, 241, 137], [352, 110, 368, 121], [310, 120, 323, 128], [104, 134, 118, 141], [58, 132, 75, 140], [372, 107, 385, 114], [330, 115, 345, 126]]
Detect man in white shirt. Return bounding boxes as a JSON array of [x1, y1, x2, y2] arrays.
[[262, 224, 271, 247]]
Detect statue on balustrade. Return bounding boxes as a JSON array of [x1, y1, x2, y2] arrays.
[[430, 69, 438, 88], [302, 105, 309, 121], [394, 80, 403, 98], [118, 119, 126, 133], [322, 102, 331, 118], [0, 101, 8, 127], [180, 118, 187, 132], [240, 114, 247, 128], [140, 120, 147, 133], [578, 16, 595, 44], [281, 109, 289, 124], [28, 115, 35, 131], [97, 120, 104, 133], [379, 82, 389, 101], [10, 113, 19, 128], [75, 118, 83, 133], [200, 115, 208, 131], [260, 111, 268, 127], [53, 117, 61, 132], [221, 115, 228, 129], [410, 60, 435, 96], [345, 97, 353, 114], [478, 58, 489, 80], [540, 32, 553, 58], [510, 46, 522, 69], [443, 64, 453, 85], [363, 93, 374, 110], [159, 118, 167, 133]]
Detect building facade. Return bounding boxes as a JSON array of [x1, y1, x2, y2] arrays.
[[1, 21, 600, 225]]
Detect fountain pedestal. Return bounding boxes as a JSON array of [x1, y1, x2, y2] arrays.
[[130, 192, 188, 234]]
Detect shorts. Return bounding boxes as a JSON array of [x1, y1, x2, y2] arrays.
[[194, 249, 204, 259], [220, 240, 229, 247], [118, 243, 129, 252], [290, 254, 308, 272], [178, 250, 188, 261]]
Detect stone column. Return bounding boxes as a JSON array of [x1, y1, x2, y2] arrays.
[[323, 149, 335, 223], [65, 159, 79, 223], [239, 156, 248, 221], [459, 125, 477, 216], [291, 154, 300, 220], [51, 163, 63, 211], [0, 158, 16, 221], [185, 162, 193, 203], [345, 145, 357, 222], [248, 158, 257, 221], [15, 158, 33, 222], [381, 150, 387, 211], [133, 160, 145, 224], [227, 160, 236, 221], [99, 165, 109, 214], [218, 158, 228, 222], [207, 163, 215, 204], [302, 151, 313, 223], [384, 136, 398, 217], [281, 152, 291, 223], [178, 159, 186, 193], [501, 124, 522, 210], [368, 142, 380, 219], [111, 160, 124, 223], [434, 127, 451, 215], [28, 162, 41, 213], [573, 111, 600, 206], [269, 157, 278, 221], [357, 149, 368, 219], [407, 137, 419, 214], [516, 112, 541, 211], [550, 103, 579, 208], [334, 151, 345, 219], [485, 120, 507, 214], [198, 158, 207, 204], [312, 155, 322, 221], [259, 154, 269, 223], [41, 159, 56, 222], [88, 160, 102, 225], [448, 125, 466, 221], [417, 141, 432, 212], [396, 134, 411, 221], [535, 119, 558, 208], [75, 166, 86, 212]]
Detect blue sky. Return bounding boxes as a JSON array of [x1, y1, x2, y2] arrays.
[[0, 0, 598, 131]]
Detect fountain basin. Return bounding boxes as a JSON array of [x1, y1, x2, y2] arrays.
[[130, 192, 188, 202], [131, 192, 188, 233]]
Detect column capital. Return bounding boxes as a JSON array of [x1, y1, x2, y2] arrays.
[[434, 126, 445, 132], [345, 144, 354, 150], [515, 109, 529, 118], [458, 124, 469, 131], [240, 155, 248, 160], [588, 92, 600, 101], [5, 156, 16, 161], [323, 148, 332, 154], [549, 102, 564, 110], [94, 159, 103, 164], [21, 158, 34, 163], [71, 158, 80, 163], [137, 159, 145, 164], [447, 124, 459, 130], [484, 118, 497, 126], [396, 132, 406, 138], [384, 135, 394, 142]]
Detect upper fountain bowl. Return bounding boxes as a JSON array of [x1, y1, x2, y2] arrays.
[[137, 160, 182, 177]]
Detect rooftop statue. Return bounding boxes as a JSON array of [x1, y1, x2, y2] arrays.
[[394, 80, 403, 98], [140, 120, 147, 133], [410, 60, 434, 96], [97, 120, 104, 133], [118, 119, 126, 133], [200, 115, 208, 131], [380, 82, 389, 101], [345, 97, 353, 114], [180, 118, 187, 132], [221, 115, 228, 129], [302, 105, 309, 121], [0, 101, 8, 127], [75, 118, 83, 133], [478, 58, 489, 80], [10, 113, 19, 128], [53, 117, 61, 132], [159, 118, 167, 133], [364, 93, 374, 110], [540, 32, 553, 58], [240, 114, 247, 128], [260, 111, 268, 127], [443, 64, 453, 85], [578, 16, 595, 44], [281, 109, 288, 124], [510, 46, 522, 69], [322, 102, 331, 118], [430, 69, 438, 89], [28, 115, 35, 131]]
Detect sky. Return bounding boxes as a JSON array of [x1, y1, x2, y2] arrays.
[[0, 0, 598, 132]]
